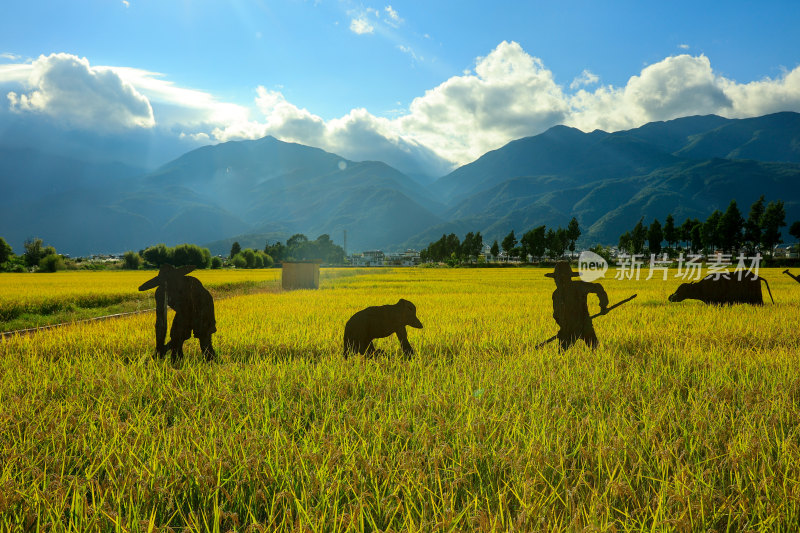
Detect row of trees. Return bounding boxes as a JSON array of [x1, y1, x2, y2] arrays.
[[419, 231, 484, 263], [139, 243, 275, 270], [420, 218, 582, 263], [0, 232, 347, 273], [0, 237, 65, 272], [138, 243, 216, 269], [618, 197, 799, 257], [235, 233, 345, 265]]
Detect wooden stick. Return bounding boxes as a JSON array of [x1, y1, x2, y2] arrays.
[[535, 293, 638, 348]]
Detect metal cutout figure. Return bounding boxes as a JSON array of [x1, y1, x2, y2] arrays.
[[546, 261, 609, 350], [669, 272, 774, 305], [344, 299, 423, 358], [138, 264, 216, 363]]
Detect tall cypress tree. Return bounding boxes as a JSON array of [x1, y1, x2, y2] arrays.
[[663, 214, 677, 252], [744, 195, 765, 254], [760, 200, 786, 257], [718, 200, 744, 253]]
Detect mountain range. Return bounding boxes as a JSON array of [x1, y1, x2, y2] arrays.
[[2, 112, 799, 256]]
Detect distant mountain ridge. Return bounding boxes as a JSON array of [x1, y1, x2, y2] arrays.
[[409, 111, 800, 250], [1, 112, 799, 256]]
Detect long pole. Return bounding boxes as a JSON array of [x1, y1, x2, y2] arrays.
[[535, 293, 638, 349]]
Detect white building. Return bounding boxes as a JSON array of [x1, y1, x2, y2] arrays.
[[350, 249, 421, 266], [350, 250, 386, 266], [385, 249, 421, 266]]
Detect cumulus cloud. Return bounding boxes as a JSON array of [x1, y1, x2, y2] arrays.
[[5, 53, 154, 130], [395, 41, 570, 164], [568, 54, 734, 132], [349, 16, 374, 35], [718, 67, 800, 117], [207, 42, 800, 170], [570, 69, 599, 90], [3, 43, 800, 174], [210, 87, 451, 176]]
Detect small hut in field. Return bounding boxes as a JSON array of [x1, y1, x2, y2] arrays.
[[281, 261, 321, 290]]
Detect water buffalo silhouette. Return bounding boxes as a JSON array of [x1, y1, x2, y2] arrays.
[[668, 272, 774, 305], [344, 298, 423, 358], [138, 264, 216, 363]]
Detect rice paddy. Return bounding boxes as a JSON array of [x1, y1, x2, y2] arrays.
[[1, 267, 799, 531]]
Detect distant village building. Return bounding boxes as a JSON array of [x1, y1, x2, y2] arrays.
[[363, 250, 385, 266], [385, 250, 421, 266], [348, 249, 420, 267], [480, 244, 493, 262], [350, 250, 385, 266], [775, 245, 799, 259]]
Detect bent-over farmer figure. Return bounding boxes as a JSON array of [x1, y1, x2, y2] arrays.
[[547, 261, 608, 350], [138, 264, 216, 363], [785, 269, 800, 285]]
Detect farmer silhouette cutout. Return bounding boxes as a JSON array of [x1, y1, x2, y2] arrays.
[[785, 269, 800, 284], [546, 261, 609, 350], [344, 299, 423, 358], [138, 264, 216, 363]]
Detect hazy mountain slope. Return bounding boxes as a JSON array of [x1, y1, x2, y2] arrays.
[[410, 156, 800, 250], [431, 125, 681, 202], [131, 137, 443, 253], [423, 113, 800, 249], [3, 112, 799, 256], [674, 112, 800, 163], [0, 147, 150, 254], [609, 114, 730, 154]]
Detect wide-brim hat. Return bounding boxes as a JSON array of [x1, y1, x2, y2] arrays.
[[138, 264, 197, 291], [544, 261, 581, 279]]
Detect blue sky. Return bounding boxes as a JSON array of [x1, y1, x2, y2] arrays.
[[1, 0, 799, 173]]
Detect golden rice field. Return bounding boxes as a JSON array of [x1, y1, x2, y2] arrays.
[[1, 267, 800, 531], [0, 269, 285, 331]]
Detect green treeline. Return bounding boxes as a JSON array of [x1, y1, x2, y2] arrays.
[[261, 233, 344, 265], [420, 217, 581, 264], [0, 237, 64, 273], [0, 232, 347, 273], [618, 197, 799, 257]]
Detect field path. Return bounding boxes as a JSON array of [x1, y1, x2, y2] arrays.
[[0, 282, 282, 339]]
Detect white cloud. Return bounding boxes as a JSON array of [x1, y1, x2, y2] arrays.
[[570, 69, 599, 90], [201, 42, 800, 170], [395, 41, 570, 164], [208, 87, 450, 176], [397, 45, 420, 62], [718, 66, 800, 117], [1, 52, 21, 61], [679, 44, 690, 50], [4, 44, 800, 174], [6, 53, 154, 130], [107, 66, 250, 129], [384, 5, 403, 26], [0, 62, 32, 83], [350, 16, 374, 34], [122, 0, 130, 7], [567, 54, 735, 132]]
